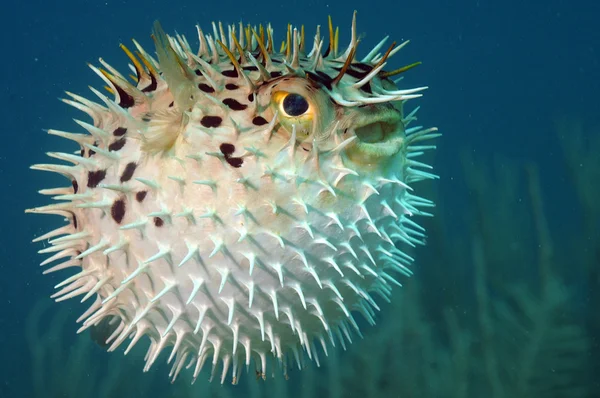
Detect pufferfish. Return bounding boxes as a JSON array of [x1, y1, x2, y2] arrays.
[[27, 12, 439, 384]]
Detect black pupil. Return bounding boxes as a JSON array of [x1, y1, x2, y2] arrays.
[[282, 93, 309, 116]]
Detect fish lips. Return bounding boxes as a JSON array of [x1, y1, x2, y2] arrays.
[[346, 108, 404, 160]]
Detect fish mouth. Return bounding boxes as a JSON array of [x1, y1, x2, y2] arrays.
[[346, 108, 404, 161]]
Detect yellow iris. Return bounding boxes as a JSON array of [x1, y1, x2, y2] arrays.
[[272, 91, 315, 139]]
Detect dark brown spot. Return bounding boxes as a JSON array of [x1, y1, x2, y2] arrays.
[[135, 191, 147, 202], [222, 69, 238, 78], [108, 138, 126, 151], [306, 71, 333, 90], [87, 169, 106, 188], [353, 63, 374, 72], [114, 85, 135, 108], [222, 98, 247, 111], [226, 157, 243, 168], [154, 217, 164, 227], [67, 211, 78, 229], [341, 67, 369, 80], [219, 143, 235, 155], [72, 180, 78, 193], [198, 83, 215, 93], [220, 143, 243, 168], [225, 83, 239, 90], [111, 199, 126, 223], [141, 73, 157, 92], [270, 71, 282, 78], [195, 69, 202, 76], [89, 141, 98, 157], [201, 116, 222, 128], [252, 116, 268, 126], [243, 66, 258, 71], [168, 101, 174, 107], [317, 71, 335, 83], [120, 162, 137, 182], [247, 93, 254, 102], [360, 81, 373, 94], [113, 127, 127, 137]]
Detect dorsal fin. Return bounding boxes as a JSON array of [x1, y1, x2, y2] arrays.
[[152, 21, 198, 112]]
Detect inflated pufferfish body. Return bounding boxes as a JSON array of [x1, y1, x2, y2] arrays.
[[27, 12, 439, 384]]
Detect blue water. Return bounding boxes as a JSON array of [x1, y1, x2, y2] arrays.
[[2, 0, 599, 397]]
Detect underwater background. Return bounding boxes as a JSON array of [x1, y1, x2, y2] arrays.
[[1, 0, 599, 396]]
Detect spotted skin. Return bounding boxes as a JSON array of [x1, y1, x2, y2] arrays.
[[27, 13, 439, 385]]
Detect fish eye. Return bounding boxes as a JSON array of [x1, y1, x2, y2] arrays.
[[271, 91, 315, 139], [282, 93, 309, 117]]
